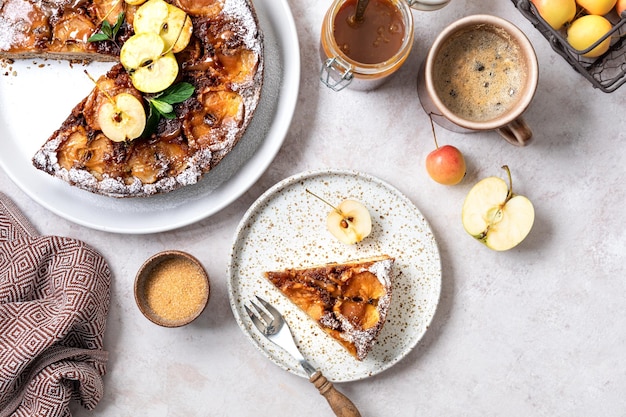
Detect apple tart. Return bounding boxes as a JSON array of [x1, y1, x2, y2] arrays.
[[264, 255, 394, 361], [1, 0, 263, 197]]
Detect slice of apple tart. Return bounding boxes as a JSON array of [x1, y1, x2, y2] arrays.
[[264, 255, 395, 361], [18, 0, 264, 197]]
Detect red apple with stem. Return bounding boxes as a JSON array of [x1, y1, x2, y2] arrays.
[[425, 114, 466, 185]]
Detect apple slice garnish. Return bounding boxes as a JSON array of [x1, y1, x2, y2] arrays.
[[97, 93, 147, 142], [306, 189, 372, 245], [134, 0, 193, 53], [120, 32, 179, 93], [134, 0, 168, 29], [462, 165, 535, 251], [162, 3, 192, 53]]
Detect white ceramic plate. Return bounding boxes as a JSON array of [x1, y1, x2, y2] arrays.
[[0, 0, 299, 234], [228, 169, 442, 382]]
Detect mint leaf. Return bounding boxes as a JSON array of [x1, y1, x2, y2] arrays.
[[141, 82, 195, 137], [150, 99, 174, 116], [158, 82, 195, 104], [88, 33, 110, 43], [101, 20, 113, 38], [141, 103, 161, 138], [113, 12, 125, 36], [88, 12, 125, 44]]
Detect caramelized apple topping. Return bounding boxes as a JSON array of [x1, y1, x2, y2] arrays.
[[182, 90, 243, 146], [52, 13, 98, 45], [334, 300, 380, 330], [282, 283, 327, 322], [57, 127, 91, 171], [174, 0, 223, 17], [343, 271, 385, 301]]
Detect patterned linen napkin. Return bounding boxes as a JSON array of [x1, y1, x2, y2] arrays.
[[0, 192, 111, 417]]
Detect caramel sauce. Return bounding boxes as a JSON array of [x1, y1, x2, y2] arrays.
[[333, 0, 405, 64]]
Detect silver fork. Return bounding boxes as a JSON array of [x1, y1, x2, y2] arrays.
[[245, 296, 361, 417]]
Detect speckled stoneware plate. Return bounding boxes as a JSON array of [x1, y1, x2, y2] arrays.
[[228, 169, 442, 382]]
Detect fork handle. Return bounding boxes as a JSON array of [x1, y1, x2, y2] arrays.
[[310, 371, 362, 417]]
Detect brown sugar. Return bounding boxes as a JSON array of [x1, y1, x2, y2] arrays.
[[143, 256, 209, 323]]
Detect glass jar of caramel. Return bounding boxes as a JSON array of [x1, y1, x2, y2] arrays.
[[321, 0, 447, 91]]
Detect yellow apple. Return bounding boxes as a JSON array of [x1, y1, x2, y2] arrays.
[[462, 166, 535, 251], [120, 32, 179, 93], [326, 200, 372, 245], [531, 0, 576, 30], [134, 0, 193, 53], [616, 0, 626, 15], [576, 0, 617, 15], [567, 15, 613, 58], [98, 93, 146, 142], [305, 189, 372, 245]]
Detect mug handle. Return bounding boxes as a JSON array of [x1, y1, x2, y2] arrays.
[[496, 117, 532, 147]]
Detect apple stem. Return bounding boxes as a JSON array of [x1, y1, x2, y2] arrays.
[[84, 70, 119, 108], [162, 14, 190, 56], [100, 0, 122, 25], [502, 165, 513, 202], [428, 113, 439, 149], [305, 189, 342, 215], [573, 8, 586, 20]]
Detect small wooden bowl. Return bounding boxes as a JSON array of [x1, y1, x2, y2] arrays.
[[134, 250, 210, 327]]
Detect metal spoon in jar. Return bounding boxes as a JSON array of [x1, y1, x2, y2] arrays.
[[351, 0, 369, 25]]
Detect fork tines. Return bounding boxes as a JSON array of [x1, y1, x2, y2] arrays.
[[245, 296, 278, 333]]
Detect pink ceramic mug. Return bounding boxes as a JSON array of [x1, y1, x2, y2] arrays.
[[417, 15, 539, 146]]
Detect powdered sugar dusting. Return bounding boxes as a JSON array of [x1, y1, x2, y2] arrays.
[[335, 257, 395, 360], [222, 0, 261, 53], [221, 0, 264, 127], [369, 257, 393, 288], [0, 0, 34, 51]]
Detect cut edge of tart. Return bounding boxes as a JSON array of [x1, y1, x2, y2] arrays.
[[263, 255, 394, 361], [1, 0, 264, 198]]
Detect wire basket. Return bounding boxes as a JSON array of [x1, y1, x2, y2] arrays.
[[512, 0, 626, 93]]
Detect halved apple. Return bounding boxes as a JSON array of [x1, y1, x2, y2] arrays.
[[97, 93, 146, 142], [120, 32, 179, 93], [462, 166, 535, 251], [326, 200, 372, 245], [134, 0, 193, 53]]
